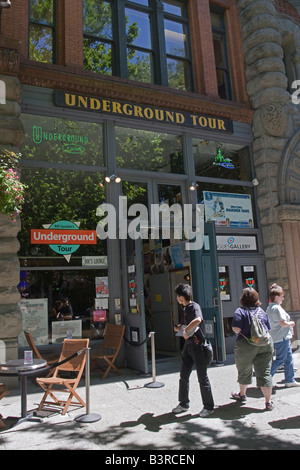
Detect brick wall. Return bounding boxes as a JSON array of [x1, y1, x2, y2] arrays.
[[1, 0, 252, 123]]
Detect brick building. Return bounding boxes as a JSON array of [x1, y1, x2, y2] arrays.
[[0, 0, 299, 369]]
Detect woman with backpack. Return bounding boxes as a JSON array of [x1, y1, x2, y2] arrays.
[[231, 287, 274, 410]]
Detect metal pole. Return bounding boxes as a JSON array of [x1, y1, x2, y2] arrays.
[[144, 332, 164, 388], [75, 347, 101, 423]]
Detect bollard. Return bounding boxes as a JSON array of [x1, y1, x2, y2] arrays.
[[144, 332, 164, 388], [75, 347, 101, 423]]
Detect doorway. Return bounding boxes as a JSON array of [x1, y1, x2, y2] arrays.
[[218, 255, 268, 353]]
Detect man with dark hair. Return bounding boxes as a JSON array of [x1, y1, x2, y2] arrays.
[[172, 283, 214, 417]]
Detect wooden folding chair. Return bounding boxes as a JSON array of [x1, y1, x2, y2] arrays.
[[91, 324, 125, 379], [24, 331, 59, 379], [36, 339, 89, 415]]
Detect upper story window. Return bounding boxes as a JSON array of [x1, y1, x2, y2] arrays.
[[83, 0, 113, 75], [163, 1, 192, 90], [210, 6, 232, 100], [29, 0, 55, 63], [83, 0, 193, 91]]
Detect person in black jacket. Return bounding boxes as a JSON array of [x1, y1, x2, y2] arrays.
[[172, 283, 214, 417]]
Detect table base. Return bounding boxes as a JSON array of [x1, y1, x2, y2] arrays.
[[6, 412, 43, 427]]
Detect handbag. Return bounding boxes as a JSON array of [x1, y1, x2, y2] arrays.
[[203, 338, 214, 366], [196, 324, 214, 365]]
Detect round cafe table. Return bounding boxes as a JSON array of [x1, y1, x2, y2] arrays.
[[0, 358, 48, 426]]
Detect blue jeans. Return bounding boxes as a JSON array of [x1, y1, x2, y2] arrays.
[[178, 340, 214, 410], [271, 338, 295, 383]]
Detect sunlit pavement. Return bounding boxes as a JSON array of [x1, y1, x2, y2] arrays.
[[1, 353, 300, 451]]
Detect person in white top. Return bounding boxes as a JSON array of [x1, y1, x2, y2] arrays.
[[267, 284, 300, 387]]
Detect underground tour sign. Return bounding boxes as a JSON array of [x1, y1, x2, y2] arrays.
[[31, 220, 97, 262]]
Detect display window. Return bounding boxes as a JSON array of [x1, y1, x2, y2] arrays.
[[21, 114, 104, 166], [17, 166, 108, 345], [193, 139, 252, 181], [116, 126, 184, 173], [18, 114, 107, 346]]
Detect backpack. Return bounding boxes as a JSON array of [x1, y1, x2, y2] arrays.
[[242, 308, 271, 347]]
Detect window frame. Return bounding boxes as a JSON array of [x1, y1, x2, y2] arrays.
[[210, 5, 232, 101], [82, 0, 193, 90], [28, 0, 56, 64]]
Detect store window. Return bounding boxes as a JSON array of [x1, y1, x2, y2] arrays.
[[29, 0, 55, 63], [83, 0, 193, 90], [210, 6, 232, 100], [21, 114, 104, 166], [192, 139, 252, 181], [116, 126, 184, 173], [19, 114, 108, 346], [18, 167, 107, 344], [122, 181, 148, 210], [158, 183, 182, 207]]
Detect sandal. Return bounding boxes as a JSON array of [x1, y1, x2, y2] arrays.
[[231, 392, 247, 402], [265, 401, 275, 411]]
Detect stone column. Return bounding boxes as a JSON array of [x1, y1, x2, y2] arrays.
[[237, 0, 294, 304], [238, 0, 300, 340], [0, 39, 24, 380]]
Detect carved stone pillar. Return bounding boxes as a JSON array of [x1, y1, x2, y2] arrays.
[[0, 38, 24, 376], [237, 0, 300, 347]]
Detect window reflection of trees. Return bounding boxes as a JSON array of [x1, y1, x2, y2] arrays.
[[21, 115, 104, 166], [18, 168, 106, 258], [29, 0, 54, 63], [82, 0, 192, 90], [116, 127, 184, 174]]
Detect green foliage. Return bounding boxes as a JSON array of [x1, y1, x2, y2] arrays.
[[0, 150, 27, 221]]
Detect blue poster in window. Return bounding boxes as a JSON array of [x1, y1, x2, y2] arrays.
[[203, 191, 253, 228]]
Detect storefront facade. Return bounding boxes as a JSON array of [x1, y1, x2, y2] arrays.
[[3, 0, 296, 369], [17, 83, 263, 363]]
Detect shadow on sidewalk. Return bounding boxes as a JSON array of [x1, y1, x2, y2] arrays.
[[119, 400, 265, 433], [269, 415, 300, 430]]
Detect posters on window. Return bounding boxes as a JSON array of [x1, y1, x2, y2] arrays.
[[18, 298, 49, 346], [203, 191, 253, 227], [95, 276, 109, 298]]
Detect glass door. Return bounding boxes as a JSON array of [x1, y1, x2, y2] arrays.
[[218, 256, 268, 351]]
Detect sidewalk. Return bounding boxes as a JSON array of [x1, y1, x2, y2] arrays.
[[0, 353, 300, 451]]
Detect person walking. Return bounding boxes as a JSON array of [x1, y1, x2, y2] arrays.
[[172, 283, 214, 418], [267, 284, 300, 388], [231, 287, 274, 410]]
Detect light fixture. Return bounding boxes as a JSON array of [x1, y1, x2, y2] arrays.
[[105, 174, 121, 183], [0, 1, 11, 8], [189, 182, 198, 191]]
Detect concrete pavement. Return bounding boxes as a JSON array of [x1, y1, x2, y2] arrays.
[[0, 352, 300, 451]]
